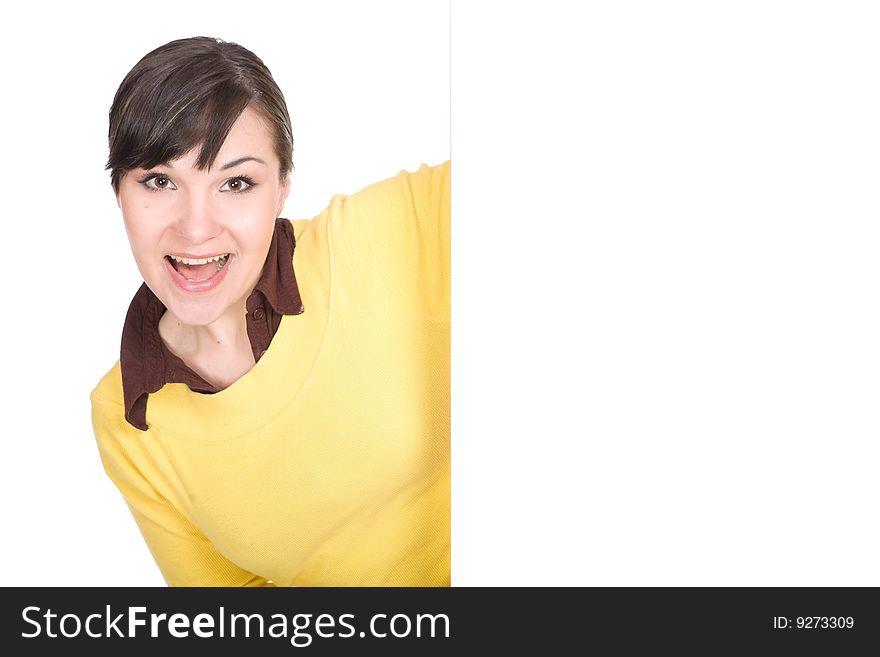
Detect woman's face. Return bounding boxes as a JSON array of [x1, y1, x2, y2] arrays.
[[117, 106, 290, 327]]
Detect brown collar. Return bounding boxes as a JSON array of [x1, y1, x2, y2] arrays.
[[120, 218, 304, 431]]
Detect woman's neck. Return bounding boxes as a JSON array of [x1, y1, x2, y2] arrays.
[[158, 300, 257, 389]]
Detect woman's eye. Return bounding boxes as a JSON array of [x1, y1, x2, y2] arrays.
[[220, 177, 254, 193], [142, 174, 176, 191]]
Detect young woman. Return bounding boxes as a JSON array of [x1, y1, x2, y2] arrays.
[[90, 37, 450, 586]]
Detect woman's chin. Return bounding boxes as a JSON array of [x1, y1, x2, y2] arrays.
[[159, 294, 236, 327], [175, 309, 228, 328]]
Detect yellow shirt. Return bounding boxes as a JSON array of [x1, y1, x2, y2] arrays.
[[91, 162, 450, 586]]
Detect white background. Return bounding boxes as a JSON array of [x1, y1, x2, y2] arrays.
[[453, 1, 880, 586], [2, 0, 880, 587]]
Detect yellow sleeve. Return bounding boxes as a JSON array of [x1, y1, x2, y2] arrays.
[[91, 393, 275, 587], [329, 160, 450, 320]]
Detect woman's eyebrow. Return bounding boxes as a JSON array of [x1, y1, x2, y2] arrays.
[[220, 156, 267, 170]]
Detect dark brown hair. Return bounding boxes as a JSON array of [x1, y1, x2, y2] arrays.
[[107, 37, 293, 193]]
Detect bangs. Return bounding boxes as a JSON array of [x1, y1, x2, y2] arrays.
[[109, 76, 254, 187]]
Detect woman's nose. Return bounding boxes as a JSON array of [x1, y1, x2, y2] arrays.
[[174, 192, 221, 244]]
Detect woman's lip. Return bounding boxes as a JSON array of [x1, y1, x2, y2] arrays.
[[163, 253, 233, 293], [166, 251, 231, 259]]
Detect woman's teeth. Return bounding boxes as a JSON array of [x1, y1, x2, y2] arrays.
[[170, 254, 229, 267]]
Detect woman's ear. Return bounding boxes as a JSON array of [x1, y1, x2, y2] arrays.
[[277, 176, 291, 217]]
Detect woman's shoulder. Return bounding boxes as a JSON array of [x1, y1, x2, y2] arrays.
[[91, 361, 147, 453], [91, 360, 124, 409]]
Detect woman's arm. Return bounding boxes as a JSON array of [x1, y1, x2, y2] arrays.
[[91, 393, 275, 587]]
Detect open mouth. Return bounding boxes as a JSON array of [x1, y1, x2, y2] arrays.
[[166, 254, 230, 283]]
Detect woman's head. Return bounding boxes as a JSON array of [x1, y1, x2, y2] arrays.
[[109, 37, 293, 328], [107, 36, 293, 193]]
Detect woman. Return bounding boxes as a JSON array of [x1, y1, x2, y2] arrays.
[[90, 37, 450, 587]]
